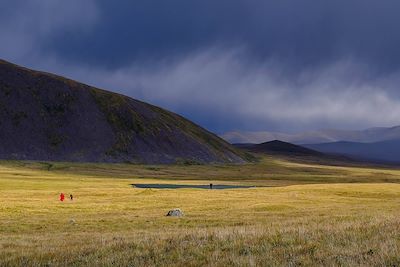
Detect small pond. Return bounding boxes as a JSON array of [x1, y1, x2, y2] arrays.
[[132, 184, 257, 190]]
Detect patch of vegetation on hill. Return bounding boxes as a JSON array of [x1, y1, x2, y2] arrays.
[[90, 89, 144, 156]]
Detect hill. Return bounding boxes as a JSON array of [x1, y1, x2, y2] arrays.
[[235, 140, 323, 156], [235, 140, 365, 166], [0, 59, 247, 164]]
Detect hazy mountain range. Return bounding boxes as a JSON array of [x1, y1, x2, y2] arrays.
[[222, 126, 400, 145], [304, 140, 400, 163], [223, 126, 400, 163], [0, 59, 248, 164]]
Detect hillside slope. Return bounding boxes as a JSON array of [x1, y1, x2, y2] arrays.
[[0, 59, 247, 164]]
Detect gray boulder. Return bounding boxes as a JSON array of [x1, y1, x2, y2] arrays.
[[166, 208, 184, 217]]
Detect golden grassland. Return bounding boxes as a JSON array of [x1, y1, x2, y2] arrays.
[[1, 156, 400, 266]]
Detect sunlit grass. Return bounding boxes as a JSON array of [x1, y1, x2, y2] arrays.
[[1, 157, 400, 266]]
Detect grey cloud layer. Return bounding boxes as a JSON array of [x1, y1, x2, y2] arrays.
[[34, 49, 400, 132], [0, 0, 98, 62]]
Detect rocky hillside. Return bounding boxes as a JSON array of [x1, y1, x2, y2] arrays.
[[0, 59, 248, 164]]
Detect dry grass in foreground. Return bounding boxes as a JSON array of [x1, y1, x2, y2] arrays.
[[2, 215, 400, 266]]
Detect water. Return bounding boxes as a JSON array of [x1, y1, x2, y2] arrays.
[[132, 184, 257, 189]]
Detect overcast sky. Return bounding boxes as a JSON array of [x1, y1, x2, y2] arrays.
[[2, 0, 400, 133]]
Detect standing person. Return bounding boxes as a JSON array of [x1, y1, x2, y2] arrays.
[[60, 193, 65, 202], [210, 183, 213, 189], [70, 194, 73, 201]]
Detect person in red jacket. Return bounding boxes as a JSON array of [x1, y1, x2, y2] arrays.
[[60, 193, 65, 202]]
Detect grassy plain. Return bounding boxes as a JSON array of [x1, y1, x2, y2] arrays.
[[1, 156, 400, 266]]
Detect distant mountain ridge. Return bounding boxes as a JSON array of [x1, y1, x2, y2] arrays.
[[305, 139, 400, 163], [222, 126, 400, 145], [0, 59, 248, 164]]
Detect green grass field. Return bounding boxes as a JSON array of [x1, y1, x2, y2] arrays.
[[1, 156, 400, 266]]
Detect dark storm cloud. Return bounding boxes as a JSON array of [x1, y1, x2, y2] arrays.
[[42, 0, 400, 73], [2, 0, 400, 133]]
